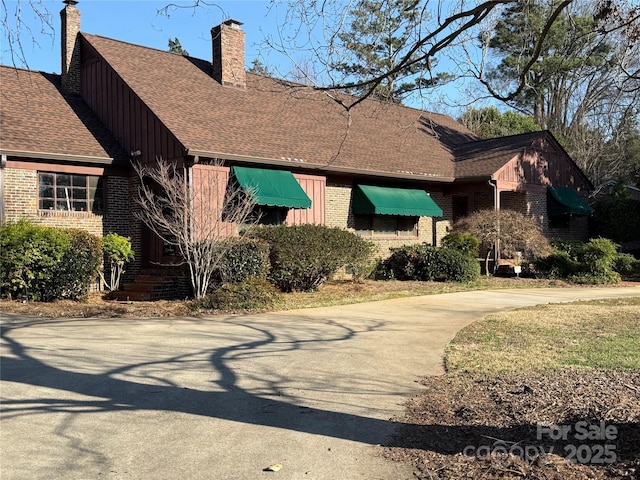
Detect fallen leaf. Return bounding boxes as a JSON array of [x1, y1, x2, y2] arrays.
[[264, 464, 283, 472]]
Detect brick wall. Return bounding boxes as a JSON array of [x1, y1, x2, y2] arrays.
[[526, 190, 589, 241], [3, 167, 130, 237], [325, 180, 448, 257]]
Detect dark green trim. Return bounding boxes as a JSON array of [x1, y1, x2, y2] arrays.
[[353, 184, 443, 217], [547, 186, 593, 216], [232, 166, 311, 208]]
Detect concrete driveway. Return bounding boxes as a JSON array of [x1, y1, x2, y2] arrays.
[[1, 286, 638, 479]]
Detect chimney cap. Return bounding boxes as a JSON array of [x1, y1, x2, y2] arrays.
[[222, 19, 243, 28]]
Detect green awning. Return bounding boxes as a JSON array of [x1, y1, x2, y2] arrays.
[[547, 186, 594, 216], [232, 166, 312, 208], [353, 184, 443, 217]]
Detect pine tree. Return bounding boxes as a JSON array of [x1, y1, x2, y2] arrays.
[[168, 37, 189, 56], [331, 0, 449, 103]]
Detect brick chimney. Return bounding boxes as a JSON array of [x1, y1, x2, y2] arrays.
[[211, 20, 246, 89], [60, 0, 81, 95]]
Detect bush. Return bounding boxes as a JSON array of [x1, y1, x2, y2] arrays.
[[215, 238, 270, 285], [0, 221, 102, 301], [550, 240, 585, 260], [582, 237, 619, 282], [248, 225, 375, 292], [536, 237, 621, 284], [441, 232, 480, 258], [192, 278, 281, 311], [1, 220, 70, 300], [613, 253, 640, 277], [383, 244, 480, 282], [102, 233, 135, 291], [54, 229, 103, 300], [534, 251, 581, 279]]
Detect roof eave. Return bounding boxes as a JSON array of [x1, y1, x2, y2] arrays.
[[0, 149, 119, 165], [187, 149, 456, 183]]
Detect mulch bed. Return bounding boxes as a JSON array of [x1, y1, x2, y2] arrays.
[[385, 369, 640, 479]]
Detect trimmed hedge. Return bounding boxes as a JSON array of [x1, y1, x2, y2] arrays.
[[193, 278, 281, 311], [383, 244, 480, 282], [248, 225, 375, 292], [0, 220, 102, 301], [214, 238, 270, 286]]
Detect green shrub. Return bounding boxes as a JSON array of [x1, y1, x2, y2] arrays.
[[54, 229, 103, 300], [613, 253, 640, 277], [383, 244, 480, 282], [582, 237, 619, 281], [534, 251, 581, 279], [0, 220, 102, 301], [536, 237, 621, 284], [102, 233, 135, 291], [550, 240, 585, 260], [0, 220, 70, 300], [248, 225, 375, 292], [192, 278, 281, 311], [214, 238, 270, 285], [441, 232, 480, 258], [437, 248, 482, 282]]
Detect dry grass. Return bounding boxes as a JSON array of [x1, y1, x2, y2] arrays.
[[446, 297, 640, 375], [0, 276, 625, 319], [276, 277, 570, 311]]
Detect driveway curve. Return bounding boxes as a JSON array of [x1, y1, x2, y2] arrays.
[[1, 286, 638, 479]]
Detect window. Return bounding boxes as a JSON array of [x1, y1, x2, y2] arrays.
[[549, 214, 570, 229], [244, 205, 288, 226], [355, 215, 417, 237], [38, 173, 104, 213]]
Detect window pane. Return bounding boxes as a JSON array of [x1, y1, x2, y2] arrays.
[[57, 186, 71, 201], [40, 199, 54, 210], [372, 216, 397, 233], [39, 186, 54, 198], [72, 187, 87, 200], [72, 175, 87, 187], [397, 216, 417, 236], [57, 199, 71, 211], [57, 174, 71, 186], [88, 176, 101, 188], [39, 174, 54, 187], [72, 201, 87, 212]]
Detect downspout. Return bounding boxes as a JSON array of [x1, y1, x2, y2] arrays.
[[488, 178, 500, 275], [0, 154, 7, 224]]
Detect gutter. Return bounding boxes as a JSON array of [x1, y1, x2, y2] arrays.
[[186, 149, 456, 183], [0, 149, 115, 165]]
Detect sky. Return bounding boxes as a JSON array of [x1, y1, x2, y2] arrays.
[[1, 1, 285, 73], [0, 0, 477, 114]]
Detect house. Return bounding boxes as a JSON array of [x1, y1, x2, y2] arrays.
[[0, 1, 594, 297]]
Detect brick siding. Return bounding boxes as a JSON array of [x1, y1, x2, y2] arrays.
[[325, 180, 448, 257], [525, 190, 589, 242]]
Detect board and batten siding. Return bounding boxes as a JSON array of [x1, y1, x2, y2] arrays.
[[81, 49, 185, 166]]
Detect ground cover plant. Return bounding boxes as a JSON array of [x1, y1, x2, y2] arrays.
[[386, 298, 640, 480]]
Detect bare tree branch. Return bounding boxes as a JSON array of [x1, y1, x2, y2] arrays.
[[133, 158, 256, 298]]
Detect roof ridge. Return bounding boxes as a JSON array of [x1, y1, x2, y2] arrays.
[[80, 32, 456, 120]]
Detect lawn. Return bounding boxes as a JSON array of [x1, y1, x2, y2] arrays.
[[445, 297, 640, 374], [387, 297, 640, 480]]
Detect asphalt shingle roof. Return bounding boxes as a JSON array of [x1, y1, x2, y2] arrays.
[[453, 131, 549, 179], [81, 33, 480, 181], [0, 65, 128, 165]]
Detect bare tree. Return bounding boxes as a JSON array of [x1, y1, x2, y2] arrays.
[[133, 158, 255, 299], [453, 209, 552, 275]]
